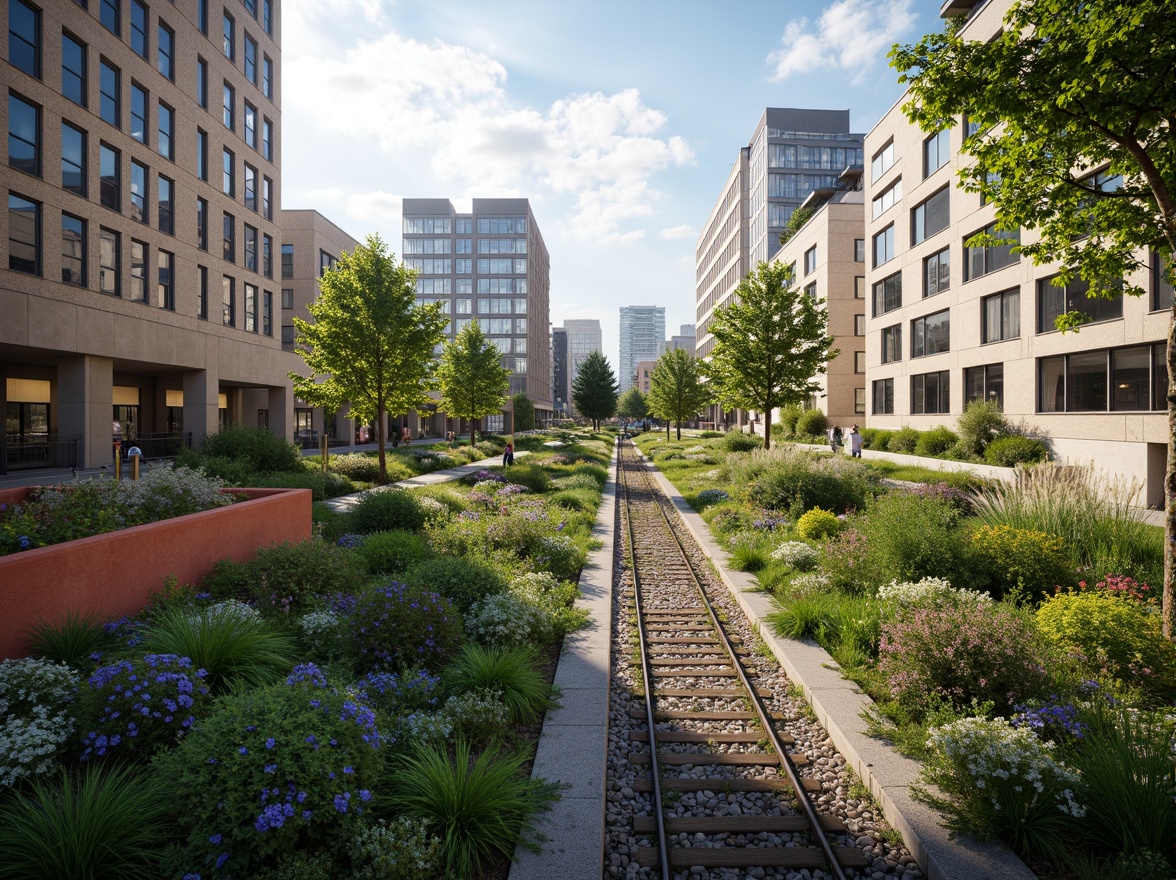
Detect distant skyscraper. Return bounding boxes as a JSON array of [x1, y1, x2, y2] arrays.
[[562, 319, 603, 413], [660, 323, 696, 356], [551, 327, 569, 416], [619, 306, 665, 392]]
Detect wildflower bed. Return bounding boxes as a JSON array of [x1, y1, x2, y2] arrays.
[[0, 429, 611, 880], [633, 430, 1175, 880]]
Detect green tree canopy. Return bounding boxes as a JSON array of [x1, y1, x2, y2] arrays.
[[616, 387, 647, 426], [705, 260, 837, 449], [891, 0, 1176, 638], [647, 348, 710, 440], [290, 234, 446, 482], [511, 392, 535, 433], [571, 351, 618, 431], [436, 321, 510, 447]]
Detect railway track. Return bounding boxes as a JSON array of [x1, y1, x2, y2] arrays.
[[606, 440, 875, 880]]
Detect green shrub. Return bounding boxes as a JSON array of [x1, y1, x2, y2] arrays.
[[551, 473, 602, 492], [197, 424, 303, 473], [444, 644, 555, 725], [723, 431, 761, 453], [794, 409, 828, 439], [351, 489, 426, 534], [350, 817, 444, 880], [728, 531, 773, 572], [155, 669, 382, 876], [384, 739, 559, 878], [796, 508, 842, 541], [868, 429, 894, 451], [358, 530, 433, 576], [202, 540, 364, 615], [955, 399, 1011, 458], [0, 765, 166, 880], [888, 426, 920, 454], [403, 557, 502, 616], [969, 524, 1072, 600], [1036, 592, 1176, 699], [327, 453, 382, 483], [984, 435, 1050, 466], [548, 488, 596, 511], [914, 426, 958, 458], [777, 404, 804, 437], [255, 852, 336, 880], [502, 462, 550, 494], [736, 445, 877, 515], [862, 492, 974, 587], [348, 582, 464, 671], [818, 527, 883, 594], [250, 468, 356, 502], [0, 658, 80, 787], [26, 611, 111, 669]]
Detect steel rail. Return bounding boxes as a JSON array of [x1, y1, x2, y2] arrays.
[[623, 440, 851, 880]]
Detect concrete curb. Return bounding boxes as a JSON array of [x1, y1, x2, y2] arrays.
[[508, 445, 616, 880], [638, 453, 1038, 880]]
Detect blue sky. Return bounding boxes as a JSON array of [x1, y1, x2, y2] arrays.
[[280, 0, 944, 372]]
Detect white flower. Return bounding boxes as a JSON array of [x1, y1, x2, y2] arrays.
[[877, 577, 991, 610], [771, 541, 819, 571]]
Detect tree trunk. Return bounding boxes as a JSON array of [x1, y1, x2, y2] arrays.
[[763, 409, 772, 450], [675, 420, 681, 440], [470, 418, 477, 449], [1165, 310, 1176, 639], [665, 420, 670, 440], [376, 404, 387, 483]]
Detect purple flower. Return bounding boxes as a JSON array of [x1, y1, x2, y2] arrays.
[[265, 737, 275, 749]]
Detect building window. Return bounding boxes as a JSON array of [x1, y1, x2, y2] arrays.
[[803, 245, 817, 276], [157, 174, 172, 234], [244, 224, 257, 272], [281, 243, 293, 278], [222, 12, 234, 60], [244, 34, 256, 83], [158, 249, 173, 310], [197, 265, 208, 319], [873, 378, 894, 414], [244, 282, 256, 331], [99, 0, 118, 35], [9, 0, 40, 77], [157, 22, 173, 79], [854, 238, 865, 262], [99, 143, 119, 210], [871, 178, 901, 219], [7, 93, 39, 177], [872, 271, 902, 317], [62, 33, 86, 106], [223, 82, 234, 130], [1037, 275, 1122, 333], [129, 0, 146, 56], [911, 370, 950, 414], [981, 288, 1020, 343], [196, 0, 205, 33], [854, 351, 866, 374], [854, 387, 866, 415], [319, 250, 337, 277], [281, 325, 294, 347], [1152, 250, 1174, 312], [262, 118, 271, 160], [911, 308, 950, 358], [244, 101, 256, 148], [244, 163, 256, 210], [8, 193, 39, 275], [196, 128, 207, 180], [129, 238, 146, 301], [924, 246, 950, 297], [262, 176, 272, 219], [61, 213, 84, 285], [924, 130, 950, 178], [965, 223, 1019, 280], [222, 148, 234, 196], [61, 122, 86, 196], [281, 288, 293, 308], [873, 223, 895, 267], [157, 102, 173, 159], [262, 55, 272, 98], [854, 276, 865, 299], [965, 363, 1004, 409], [263, 0, 271, 34], [881, 324, 901, 364], [130, 159, 147, 222], [196, 196, 207, 249], [99, 60, 119, 128], [911, 186, 950, 244], [870, 140, 894, 182], [804, 281, 817, 299], [196, 57, 207, 108], [222, 275, 235, 326], [130, 83, 147, 142], [222, 212, 234, 262], [854, 314, 865, 336], [100, 227, 118, 294], [262, 290, 272, 336]]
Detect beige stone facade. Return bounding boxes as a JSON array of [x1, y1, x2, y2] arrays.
[[633, 359, 656, 395], [863, 0, 1171, 505], [2, 0, 297, 470]]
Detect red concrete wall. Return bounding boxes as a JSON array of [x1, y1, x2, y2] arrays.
[[0, 488, 312, 659]]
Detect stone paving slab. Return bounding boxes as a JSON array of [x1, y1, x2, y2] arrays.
[[508, 444, 616, 880], [639, 452, 1039, 880]]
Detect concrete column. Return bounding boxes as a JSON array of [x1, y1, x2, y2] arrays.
[[183, 367, 219, 446], [0, 362, 8, 475], [57, 355, 114, 468], [268, 384, 292, 442]]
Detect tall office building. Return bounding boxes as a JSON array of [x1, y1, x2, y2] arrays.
[[660, 323, 695, 356], [2, 0, 293, 472], [619, 305, 664, 392], [401, 198, 552, 427], [551, 325, 568, 416], [562, 318, 602, 414]]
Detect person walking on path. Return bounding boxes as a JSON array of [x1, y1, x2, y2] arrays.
[[828, 424, 843, 453], [848, 424, 863, 458], [503, 440, 515, 466]]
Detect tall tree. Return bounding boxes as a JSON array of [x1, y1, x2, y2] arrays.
[[647, 348, 710, 440], [891, 0, 1176, 637], [437, 322, 510, 447], [616, 387, 647, 429], [290, 235, 446, 483], [511, 392, 535, 433], [571, 351, 618, 431], [705, 261, 837, 449]]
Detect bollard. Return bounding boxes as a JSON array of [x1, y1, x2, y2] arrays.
[[127, 446, 143, 480], [321, 433, 328, 475], [113, 440, 122, 481]]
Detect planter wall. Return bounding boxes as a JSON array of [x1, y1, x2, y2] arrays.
[[0, 487, 312, 659], [791, 442, 1017, 482]]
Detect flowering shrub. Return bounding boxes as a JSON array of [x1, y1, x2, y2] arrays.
[[202, 539, 364, 616], [348, 581, 463, 671], [786, 572, 831, 598], [465, 470, 507, 486], [350, 817, 444, 879], [770, 540, 819, 571], [1065, 573, 1154, 602], [440, 689, 511, 745], [336, 533, 366, 550], [509, 572, 587, 641], [403, 556, 507, 614], [1011, 695, 1089, 744], [197, 600, 262, 624], [298, 611, 345, 665], [876, 577, 991, 612], [0, 658, 78, 787], [695, 488, 730, 508], [906, 481, 974, 514], [156, 668, 381, 876], [878, 603, 1050, 714], [530, 534, 584, 581], [914, 716, 1084, 860], [466, 593, 546, 647], [353, 669, 443, 731], [1036, 591, 1176, 699], [327, 453, 383, 484], [81, 654, 211, 761], [351, 489, 426, 534], [551, 473, 601, 492], [751, 514, 790, 531], [733, 445, 876, 515], [969, 524, 1072, 600], [796, 508, 842, 541], [415, 495, 449, 525], [818, 526, 877, 594]]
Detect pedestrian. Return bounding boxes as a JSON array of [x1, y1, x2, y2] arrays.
[[401, 425, 411, 446], [503, 440, 515, 466], [828, 424, 842, 453], [848, 424, 863, 458]]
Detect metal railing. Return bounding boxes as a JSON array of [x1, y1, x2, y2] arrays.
[[2, 433, 80, 472], [127, 432, 192, 459]]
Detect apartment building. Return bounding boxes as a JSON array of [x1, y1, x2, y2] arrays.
[[2, 0, 293, 472], [400, 198, 552, 430], [563, 317, 602, 405], [864, 0, 1172, 505], [633, 359, 656, 395], [551, 325, 567, 417], [619, 305, 663, 392]]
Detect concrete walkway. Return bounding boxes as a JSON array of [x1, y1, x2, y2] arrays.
[[318, 451, 529, 513]]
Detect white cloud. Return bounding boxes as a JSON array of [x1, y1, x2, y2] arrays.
[[767, 0, 916, 83], [659, 224, 695, 240], [283, 25, 692, 243], [346, 191, 403, 222]]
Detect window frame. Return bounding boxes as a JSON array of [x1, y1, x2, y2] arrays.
[[981, 287, 1021, 344], [872, 223, 895, 268], [910, 308, 951, 359], [911, 369, 950, 414], [7, 91, 41, 178], [923, 129, 950, 178], [923, 246, 950, 298], [61, 32, 87, 107], [872, 377, 894, 415], [880, 324, 901, 364], [9, 0, 41, 78], [7, 192, 41, 276], [911, 185, 950, 245], [61, 211, 85, 286], [872, 270, 902, 318]]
